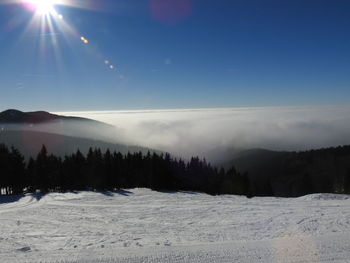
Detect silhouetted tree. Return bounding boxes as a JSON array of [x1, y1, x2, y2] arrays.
[[2, 143, 350, 197]]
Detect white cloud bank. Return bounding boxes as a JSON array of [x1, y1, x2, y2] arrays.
[[55, 106, 350, 162]]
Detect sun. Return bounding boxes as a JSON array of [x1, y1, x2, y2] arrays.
[[24, 0, 58, 15]]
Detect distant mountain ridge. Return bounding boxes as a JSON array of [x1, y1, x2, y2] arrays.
[[0, 109, 158, 158], [0, 109, 120, 144], [0, 109, 111, 127]]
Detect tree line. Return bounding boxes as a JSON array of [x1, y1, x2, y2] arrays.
[[0, 144, 248, 196], [1, 143, 349, 197]]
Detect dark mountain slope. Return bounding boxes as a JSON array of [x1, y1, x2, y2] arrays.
[[0, 130, 153, 159], [226, 146, 350, 196], [0, 109, 158, 158]]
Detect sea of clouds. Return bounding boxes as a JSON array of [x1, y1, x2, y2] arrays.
[[55, 106, 350, 163]]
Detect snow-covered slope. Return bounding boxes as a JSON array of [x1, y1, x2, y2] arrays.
[[0, 189, 349, 262]]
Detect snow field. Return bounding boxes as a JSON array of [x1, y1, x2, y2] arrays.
[[0, 189, 349, 262]]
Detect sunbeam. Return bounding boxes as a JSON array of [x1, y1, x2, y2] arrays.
[[1, 0, 117, 72]]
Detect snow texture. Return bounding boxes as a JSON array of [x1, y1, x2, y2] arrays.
[[0, 189, 349, 262]]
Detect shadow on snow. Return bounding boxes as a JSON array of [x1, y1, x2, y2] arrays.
[[0, 193, 45, 204]]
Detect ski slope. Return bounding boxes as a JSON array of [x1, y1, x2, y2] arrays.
[[0, 189, 349, 262]]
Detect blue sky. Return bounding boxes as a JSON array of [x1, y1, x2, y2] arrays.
[[0, 0, 350, 111]]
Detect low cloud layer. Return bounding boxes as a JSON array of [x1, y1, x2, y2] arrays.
[[56, 106, 350, 163]]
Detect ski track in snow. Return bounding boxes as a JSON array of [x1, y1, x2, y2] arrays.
[[0, 189, 349, 262]]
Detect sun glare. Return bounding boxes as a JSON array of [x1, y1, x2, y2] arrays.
[[17, 0, 116, 72], [25, 0, 57, 15]]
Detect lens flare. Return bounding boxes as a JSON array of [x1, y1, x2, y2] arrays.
[[80, 36, 89, 44]]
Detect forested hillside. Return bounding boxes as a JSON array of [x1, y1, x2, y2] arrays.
[[0, 144, 247, 196], [231, 146, 350, 196], [0, 144, 349, 197]]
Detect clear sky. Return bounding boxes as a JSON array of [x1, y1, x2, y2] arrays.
[[0, 0, 349, 111]]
